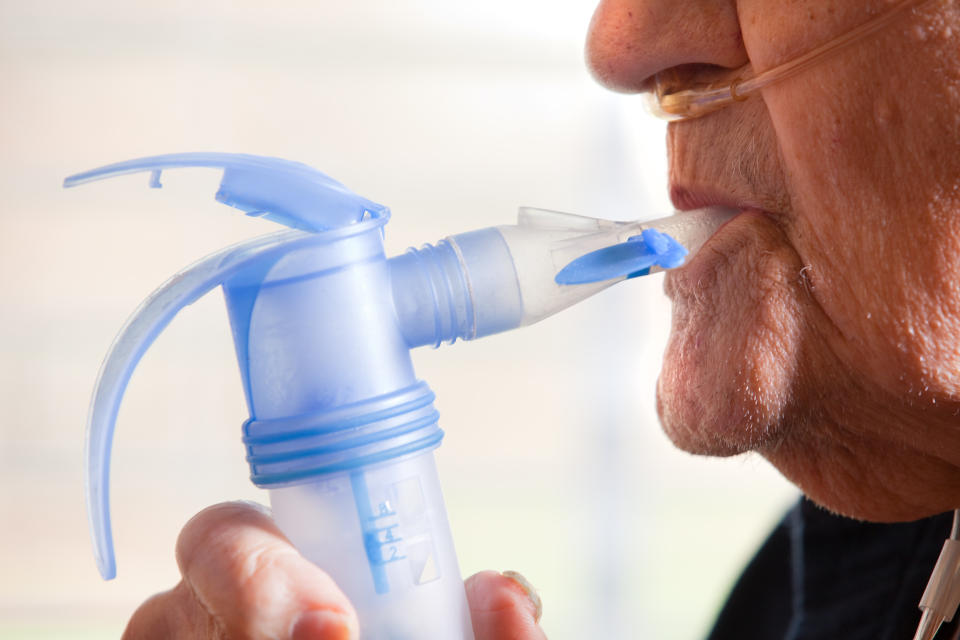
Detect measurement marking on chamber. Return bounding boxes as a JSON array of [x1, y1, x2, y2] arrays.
[[367, 501, 397, 521]]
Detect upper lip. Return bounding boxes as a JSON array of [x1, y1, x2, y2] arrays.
[[670, 184, 759, 213]]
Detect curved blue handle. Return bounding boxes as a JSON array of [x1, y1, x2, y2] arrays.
[[64, 152, 387, 232], [83, 230, 331, 579]]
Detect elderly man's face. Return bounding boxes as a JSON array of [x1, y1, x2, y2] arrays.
[[587, 0, 960, 521]]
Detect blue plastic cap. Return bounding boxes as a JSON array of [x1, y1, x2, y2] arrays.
[[554, 228, 689, 285], [64, 152, 388, 232]]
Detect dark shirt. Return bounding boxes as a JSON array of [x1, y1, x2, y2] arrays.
[[707, 498, 958, 640]]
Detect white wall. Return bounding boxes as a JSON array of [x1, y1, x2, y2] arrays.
[[0, 1, 797, 638]]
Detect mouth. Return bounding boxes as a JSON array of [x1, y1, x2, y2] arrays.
[[666, 184, 772, 275], [674, 181, 772, 225]]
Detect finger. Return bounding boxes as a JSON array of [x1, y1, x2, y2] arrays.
[[465, 570, 547, 640], [175, 501, 359, 640], [122, 582, 221, 640]]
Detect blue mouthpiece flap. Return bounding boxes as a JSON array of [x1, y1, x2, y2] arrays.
[[64, 153, 387, 232], [82, 230, 325, 579], [554, 228, 689, 285]]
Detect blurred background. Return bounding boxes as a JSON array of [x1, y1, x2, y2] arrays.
[[0, 1, 797, 638]]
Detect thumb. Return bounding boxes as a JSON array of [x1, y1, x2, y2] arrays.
[[465, 570, 547, 640]]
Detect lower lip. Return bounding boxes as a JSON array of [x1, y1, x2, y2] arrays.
[[676, 207, 759, 274]]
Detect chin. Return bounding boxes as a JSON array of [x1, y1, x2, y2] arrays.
[[655, 211, 808, 457], [654, 204, 960, 523]]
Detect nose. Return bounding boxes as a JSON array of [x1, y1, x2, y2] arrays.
[[586, 0, 748, 94]]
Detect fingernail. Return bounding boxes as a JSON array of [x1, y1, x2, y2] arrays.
[[291, 610, 354, 640], [502, 570, 543, 623]]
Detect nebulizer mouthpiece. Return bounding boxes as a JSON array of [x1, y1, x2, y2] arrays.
[[67, 153, 735, 639]]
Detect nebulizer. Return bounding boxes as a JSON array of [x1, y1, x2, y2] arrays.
[[66, 152, 736, 639]]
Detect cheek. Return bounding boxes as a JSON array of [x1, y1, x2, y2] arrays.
[[737, 0, 879, 68], [822, 215, 960, 401], [657, 214, 808, 454], [764, 67, 960, 402]]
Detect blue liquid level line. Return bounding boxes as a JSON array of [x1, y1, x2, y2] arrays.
[[350, 471, 391, 594]]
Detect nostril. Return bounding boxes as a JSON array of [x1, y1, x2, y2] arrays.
[[656, 62, 747, 93], [584, 0, 748, 95]]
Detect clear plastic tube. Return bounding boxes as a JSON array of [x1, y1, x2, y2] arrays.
[[649, 0, 934, 121]]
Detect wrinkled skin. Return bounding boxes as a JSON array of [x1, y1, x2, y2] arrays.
[[587, 0, 960, 521]]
